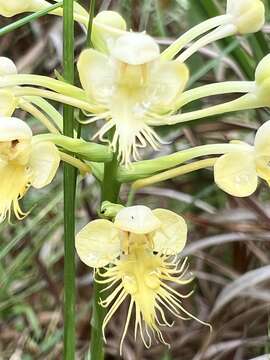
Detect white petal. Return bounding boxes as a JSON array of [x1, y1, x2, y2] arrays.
[[114, 205, 161, 234], [0, 117, 32, 141], [29, 141, 60, 189], [150, 209, 187, 254], [75, 219, 121, 268], [214, 151, 258, 197], [111, 32, 160, 65]]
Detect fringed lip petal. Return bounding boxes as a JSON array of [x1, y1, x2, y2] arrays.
[[0, 117, 32, 141], [151, 209, 187, 254], [75, 219, 121, 268], [114, 205, 161, 234], [0, 162, 31, 223], [29, 141, 60, 189], [214, 150, 258, 197], [77, 48, 114, 106]]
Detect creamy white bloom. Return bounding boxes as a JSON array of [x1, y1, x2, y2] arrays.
[[78, 31, 189, 166], [214, 120, 270, 197]]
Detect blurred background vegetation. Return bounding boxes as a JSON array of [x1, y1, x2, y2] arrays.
[[1, 0, 270, 359]]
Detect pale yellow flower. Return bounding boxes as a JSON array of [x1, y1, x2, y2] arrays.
[[76, 205, 208, 353], [214, 120, 270, 197], [0, 117, 60, 222], [77, 31, 189, 166]]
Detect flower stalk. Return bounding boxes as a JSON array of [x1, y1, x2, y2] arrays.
[[117, 143, 249, 183], [91, 147, 121, 360], [18, 99, 60, 134], [63, 0, 76, 359], [132, 158, 218, 190]]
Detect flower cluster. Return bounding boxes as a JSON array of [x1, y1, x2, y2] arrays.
[[1, 0, 270, 354]]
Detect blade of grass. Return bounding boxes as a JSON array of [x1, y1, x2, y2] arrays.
[[0, 1, 63, 37], [63, 0, 76, 359]]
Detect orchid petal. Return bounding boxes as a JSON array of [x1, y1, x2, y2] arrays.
[[77, 48, 114, 105], [114, 205, 161, 234], [0, 117, 32, 141], [30, 141, 60, 189], [214, 151, 258, 197], [151, 209, 187, 254], [75, 219, 121, 268], [148, 60, 189, 113]]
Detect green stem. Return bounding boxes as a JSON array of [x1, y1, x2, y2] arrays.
[[19, 99, 60, 134], [59, 151, 91, 175], [174, 81, 255, 110], [23, 96, 63, 132], [117, 142, 250, 182], [90, 144, 120, 360], [33, 133, 112, 162], [0, 74, 84, 99], [0, 1, 64, 37], [13, 86, 101, 113], [132, 158, 218, 190], [86, 0, 96, 47], [166, 93, 260, 125], [63, 0, 76, 359], [160, 14, 230, 61]]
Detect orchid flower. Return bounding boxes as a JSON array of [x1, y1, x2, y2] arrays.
[[0, 117, 60, 222], [214, 120, 270, 197], [76, 205, 209, 353], [76, 1, 265, 166], [77, 32, 189, 166]]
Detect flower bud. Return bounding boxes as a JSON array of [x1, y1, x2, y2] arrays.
[[0, 0, 48, 17], [0, 57, 17, 75], [91, 11, 127, 54], [227, 0, 265, 34], [100, 201, 124, 219]]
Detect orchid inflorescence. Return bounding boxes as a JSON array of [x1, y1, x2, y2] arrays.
[[0, 0, 269, 353]]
